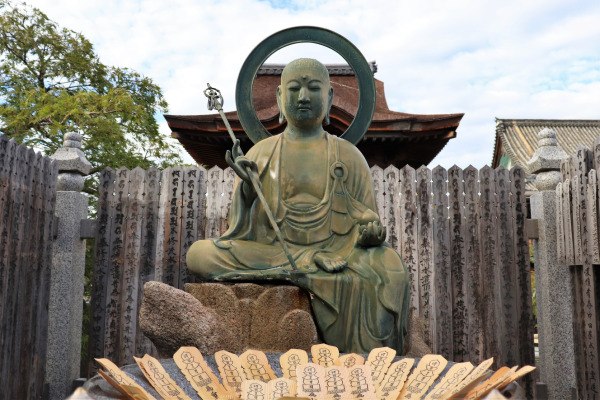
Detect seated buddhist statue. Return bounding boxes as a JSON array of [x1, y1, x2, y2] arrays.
[[187, 58, 410, 353]]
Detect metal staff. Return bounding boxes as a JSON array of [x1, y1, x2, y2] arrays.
[[203, 83, 298, 271]]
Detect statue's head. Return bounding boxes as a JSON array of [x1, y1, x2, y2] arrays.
[[277, 58, 334, 130]]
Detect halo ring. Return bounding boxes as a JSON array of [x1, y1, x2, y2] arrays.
[[235, 26, 376, 145]]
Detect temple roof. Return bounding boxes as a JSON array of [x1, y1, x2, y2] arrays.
[[167, 63, 464, 169], [493, 118, 600, 172]]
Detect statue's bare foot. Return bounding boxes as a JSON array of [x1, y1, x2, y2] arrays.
[[315, 253, 347, 272]]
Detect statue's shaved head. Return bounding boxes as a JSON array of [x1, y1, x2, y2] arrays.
[[281, 58, 330, 86]]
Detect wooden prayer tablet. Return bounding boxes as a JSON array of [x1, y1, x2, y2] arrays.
[[296, 363, 327, 400], [497, 365, 536, 391], [464, 366, 516, 400], [134, 355, 192, 400], [334, 354, 364, 368], [348, 365, 376, 400], [376, 358, 415, 400], [215, 350, 247, 396], [365, 347, 396, 387], [97, 369, 140, 399], [280, 349, 309, 380], [423, 362, 474, 400], [438, 357, 494, 400], [242, 380, 268, 400], [398, 354, 447, 399], [241, 350, 277, 382], [174, 347, 229, 400], [267, 377, 297, 400], [311, 344, 339, 367], [95, 358, 158, 400], [323, 366, 352, 400]]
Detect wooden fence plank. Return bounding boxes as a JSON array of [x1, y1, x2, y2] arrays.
[[416, 166, 433, 348], [371, 166, 385, 223], [88, 168, 116, 373], [135, 167, 160, 357], [479, 166, 499, 364], [12, 148, 36, 398], [399, 166, 419, 314], [205, 166, 224, 239], [511, 166, 534, 391], [556, 184, 565, 265], [1, 144, 26, 395], [383, 166, 401, 251], [495, 167, 518, 367], [581, 169, 600, 395], [448, 165, 468, 362], [570, 265, 586, 397], [432, 166, 452, 359], [588, 169, 600, 264], [159, 167, 184, 288], [119, 167, 144, 365], [221, 167, 236, 236], [563, 180, 575, 266], [463, 165, 484, 364], [105, 168, 131, 362]]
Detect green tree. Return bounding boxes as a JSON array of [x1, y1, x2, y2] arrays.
[[0, 1, 183, 197]]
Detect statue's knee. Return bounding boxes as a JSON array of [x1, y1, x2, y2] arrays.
[[186, 240, 215, 277]]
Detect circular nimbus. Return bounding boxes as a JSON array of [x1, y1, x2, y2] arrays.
[[235, 26, 376, 145]]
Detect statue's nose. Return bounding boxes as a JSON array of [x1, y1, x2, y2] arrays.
[[298, 87, 309, 102]]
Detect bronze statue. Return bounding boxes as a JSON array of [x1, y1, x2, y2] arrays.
[[187, 57, 410, 353]]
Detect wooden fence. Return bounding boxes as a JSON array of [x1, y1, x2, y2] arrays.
[[557, 140, 600, 398], [88, 163, 535, 376], [0, 135, 58, 400]]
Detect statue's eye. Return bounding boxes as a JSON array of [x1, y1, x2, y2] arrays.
[[308, 84, 321, 91], [287, 85, 300, 91]]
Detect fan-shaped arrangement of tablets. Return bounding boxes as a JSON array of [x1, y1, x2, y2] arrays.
[[95, 344, 534, 400]]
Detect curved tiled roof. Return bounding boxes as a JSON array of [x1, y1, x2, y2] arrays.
[[494, 119, 600, 173]]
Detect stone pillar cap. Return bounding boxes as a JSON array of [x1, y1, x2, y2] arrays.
[[50, 132, 91, 175], [527, 128, 568, 174]]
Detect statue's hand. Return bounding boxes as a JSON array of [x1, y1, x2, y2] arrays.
[[315, 253, 347, 272], [357, 220, 386, 247], [226, 139, 258, 185]]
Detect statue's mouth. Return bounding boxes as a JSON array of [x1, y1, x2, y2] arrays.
[[297, 106, 311, 110]]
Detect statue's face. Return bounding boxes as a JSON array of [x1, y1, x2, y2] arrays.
[[278, 59, 332, 131]]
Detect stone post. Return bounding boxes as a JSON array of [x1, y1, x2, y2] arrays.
[[527, 128, 575, 399], [46, 132, 91, 400]]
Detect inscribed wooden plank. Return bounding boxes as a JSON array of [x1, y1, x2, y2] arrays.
[[448, 165, 468, 362], [563, 180, 575, 266], [416, 166, 434, 348], [222, 167, 236, 236], [510, 166, 534, 388], [463, 165, 484, 364], [478, 166, 498, 364], [154, 168, 168, 283], [569, 265, 586, 397], [136, 167, 161, 357], [383, 166, 401, 251], [33, 156, 57, 395], [205, 166, 224, 239], [371, 166, 385, 223], [119, 167, 145, 365], [581, 170, 600, 395], [0, 144, 26, 396], [399, 165, 419, 314], [587, 170, 600, 264], [560, 158, 570, 183], [13, 148, 36, 398], [556, 184, 565, 265], [89, 168, 117, 374], [495, 167, 518, 367], [432, 166, 452, 359], [0, 138, 16, 391], [594, 137, 600, 172], [162, 167, 184, 288], [105, 167, 131, 362]]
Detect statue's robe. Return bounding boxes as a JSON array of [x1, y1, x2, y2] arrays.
[[187, 133, 410, 353]]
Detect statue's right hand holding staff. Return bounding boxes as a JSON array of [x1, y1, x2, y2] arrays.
[[226, 139, 258, 200]]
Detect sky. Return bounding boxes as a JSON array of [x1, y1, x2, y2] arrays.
[[20, 0, 600, 168]]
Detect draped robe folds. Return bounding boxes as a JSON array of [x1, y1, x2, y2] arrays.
[[186, 133, 410, 353]]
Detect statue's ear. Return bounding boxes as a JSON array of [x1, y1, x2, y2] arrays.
[[324, 86, 334, 126], [277, 86, 286, 124]]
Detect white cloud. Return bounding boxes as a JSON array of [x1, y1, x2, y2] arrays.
[[21, 0, 600, 168]]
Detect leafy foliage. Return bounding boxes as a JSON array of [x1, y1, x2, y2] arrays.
[[0, 1, 183, 196]]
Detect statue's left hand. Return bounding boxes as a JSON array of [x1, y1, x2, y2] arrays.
[[356, 220, 386, 247]]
